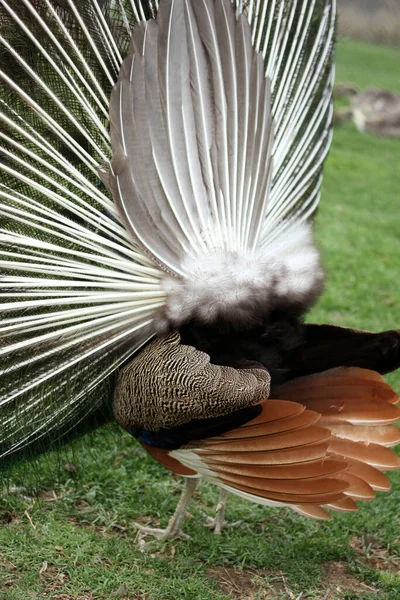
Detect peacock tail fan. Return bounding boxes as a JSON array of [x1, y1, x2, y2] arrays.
[[0, 0, 336, 475], [0, 0, 163, 473]]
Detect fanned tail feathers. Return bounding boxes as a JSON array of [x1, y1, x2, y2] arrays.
[[0, 0, 162, 462], [108, 0, 334, 328], [0, 0, 335, 460]]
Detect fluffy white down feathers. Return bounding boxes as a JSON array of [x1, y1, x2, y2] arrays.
[[158, 223, 323, 329]]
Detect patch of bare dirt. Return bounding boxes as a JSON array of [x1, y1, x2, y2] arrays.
[[208, 566, 278, 599], [350, 535, 400, 573], [0, 556, 19, 589], [35, 561, 72, 597], [321, 561, 376, 599], [0, 510, 18, 525]]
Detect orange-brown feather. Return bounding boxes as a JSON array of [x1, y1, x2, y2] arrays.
[[325, 497, 358, 512], [202, 426, 331, 452], [141, 367, 399, 520], [328, 437, 400, 470], [196, 457, 347, 480], [345, 458, 392, 491], [198, 440, 332, 465], [214, 408, 321, 439], [217, 479, 348, 505], [138, 440, 197, 476]]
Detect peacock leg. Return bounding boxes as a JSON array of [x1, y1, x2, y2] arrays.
[[205, 488, 242, 535], [135, 477, 199, 544]]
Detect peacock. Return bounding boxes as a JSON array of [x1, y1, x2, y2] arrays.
[[1, 0, 400, 543]]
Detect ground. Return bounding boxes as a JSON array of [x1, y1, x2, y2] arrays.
[[1, 38, 400, 600]]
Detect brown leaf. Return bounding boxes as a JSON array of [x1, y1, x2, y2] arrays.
[[65, 463, 77, 473]]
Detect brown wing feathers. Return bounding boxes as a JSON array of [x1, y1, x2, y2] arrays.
[[167, 367, 400, 519], [275, 369, 400, 471]]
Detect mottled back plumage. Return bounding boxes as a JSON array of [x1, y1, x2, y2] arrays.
[[114, 332, 270, 433]]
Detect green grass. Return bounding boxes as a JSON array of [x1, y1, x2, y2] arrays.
[[336, 38, 400, 93], [1, 38, 400, 600]]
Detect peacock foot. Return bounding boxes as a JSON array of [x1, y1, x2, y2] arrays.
[[135, 477, 199, 546], [134, 522, 190, 546], [204, 515, 243, 535], [204, 488, 242, 535]]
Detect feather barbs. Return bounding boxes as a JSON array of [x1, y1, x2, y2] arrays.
[[108, 0, 275, 274]]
